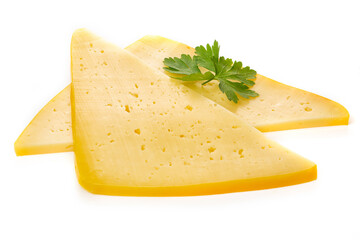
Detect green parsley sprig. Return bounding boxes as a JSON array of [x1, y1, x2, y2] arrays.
[[163, 41, 258, 103]]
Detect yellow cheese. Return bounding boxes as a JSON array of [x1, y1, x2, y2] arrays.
[[15, 35, 349, 156], [127, 35, 349, 132], [71, 29, 316, 196], [14, 87, 73, 155]]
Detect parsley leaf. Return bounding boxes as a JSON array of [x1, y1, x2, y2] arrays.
[[194, 40, 220, 72], [163, 54, 214, 81], [163, 54, 200, 75], [219, 79, 258, 103], [163, 41, 258, 103]]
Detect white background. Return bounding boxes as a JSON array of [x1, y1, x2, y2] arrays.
[[1, 0, 359, 239]]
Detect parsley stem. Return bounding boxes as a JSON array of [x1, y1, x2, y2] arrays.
[[201, 78, 215, 85]]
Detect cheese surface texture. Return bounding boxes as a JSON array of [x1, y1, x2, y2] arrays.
[[15, 35, 349, 156], [127, 36, 349, 132], [71, 29, 316, 196]]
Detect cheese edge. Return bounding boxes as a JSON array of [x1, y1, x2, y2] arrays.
[[75, 164, 317, 196]]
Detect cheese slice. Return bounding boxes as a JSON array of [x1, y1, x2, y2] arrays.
[[71, 29, 316, 196], [127, 35, 349, 132], [14, 87, 73, 155], [14, 35, 349, 156]]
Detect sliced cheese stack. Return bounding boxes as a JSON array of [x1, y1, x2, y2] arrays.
[[71, 29, 316, 196], [14, 35, 349, 156], [127, 35, 349, 132]]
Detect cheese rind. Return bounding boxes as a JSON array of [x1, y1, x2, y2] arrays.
[[78, 167, 317, 196], [15, 35, 349, 156], [71, 29, 316, 196]]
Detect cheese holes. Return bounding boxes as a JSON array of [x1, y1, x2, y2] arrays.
[[124, 105, 130, 113], [182, 89, 189, 94], [185, 105, 193, 111], [134, 129, 141, 135], [208, 147, 216, 153], [238, 149, 244, 158], [129, 92, 138, 98]]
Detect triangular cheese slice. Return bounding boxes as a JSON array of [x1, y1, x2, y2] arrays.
[[14, 87, 73, 155], [15, 35, 349, 156], [71, 29, 316, 196], [127, 35, 349, 132]]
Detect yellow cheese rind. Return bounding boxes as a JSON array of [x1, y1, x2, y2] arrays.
[[71, 29, 316, 196], [127, 35, 349, 132], [77, 165, 317, 196], [14, 87, 73, 156]]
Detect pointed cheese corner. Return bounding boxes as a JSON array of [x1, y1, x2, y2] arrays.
[[129, 36, 349, 132], [71, 29, 317, 196], [126, 35, 194, 71], [71, 28, 101, 45], [14, 87, 73, 156]]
